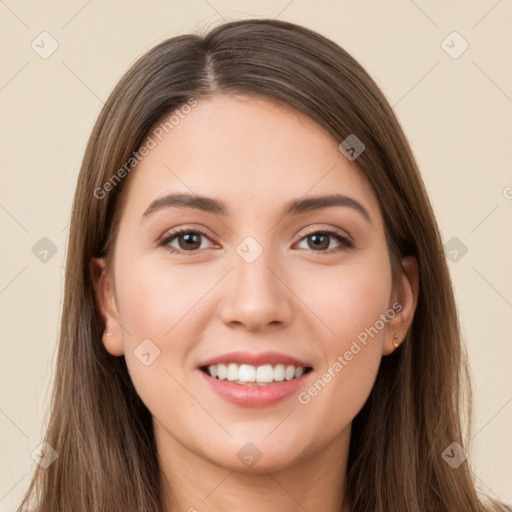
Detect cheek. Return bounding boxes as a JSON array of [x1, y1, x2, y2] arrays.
[[115, 264, 194, 425], [295, 253, 392, 421], [114, 255, 207, 345], [113, 254, 218, 410], [301, 253, 393, 348]]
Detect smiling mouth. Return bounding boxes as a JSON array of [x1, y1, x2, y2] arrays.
[[200, 363, 313, 386]]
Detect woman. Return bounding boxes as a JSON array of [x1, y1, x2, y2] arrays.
[[18, 18, 509, 512]]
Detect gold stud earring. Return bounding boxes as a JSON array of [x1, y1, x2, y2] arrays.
[[104, 331, 112, 337], [393, 333, 400, 349]]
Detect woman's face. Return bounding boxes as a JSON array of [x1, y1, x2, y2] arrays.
[[94, 93, 416, 474]]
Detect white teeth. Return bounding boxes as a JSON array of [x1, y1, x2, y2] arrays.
[[284, 365, 295, 381], [238, 364, 256, 382], [204, 363, 309, 383], [256, 364, 274, 383], [217, 364, 227, 380], [274, 364, 285, 381], [227, 363, 238, 381]]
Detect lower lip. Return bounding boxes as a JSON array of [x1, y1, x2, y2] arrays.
[[198, 370, 312, 407]]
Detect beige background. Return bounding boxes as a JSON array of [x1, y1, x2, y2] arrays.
[[1, 0, 511, 509]]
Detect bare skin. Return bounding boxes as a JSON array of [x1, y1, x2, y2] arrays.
[[92, 93, 418, 512]]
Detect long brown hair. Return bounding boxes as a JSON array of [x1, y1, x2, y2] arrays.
[[18, 18, 508, 512]]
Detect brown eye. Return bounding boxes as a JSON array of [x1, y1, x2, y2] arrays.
[[160, 229, 213, 253], [297, 230, 353, 253], [307, 233, 331, 250], [176, 232, 202, 250]]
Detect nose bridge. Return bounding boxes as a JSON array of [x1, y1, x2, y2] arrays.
[[219, 236, 294, 329]]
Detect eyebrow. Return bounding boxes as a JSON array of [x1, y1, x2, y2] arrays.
[[141, 192, 372, 224]]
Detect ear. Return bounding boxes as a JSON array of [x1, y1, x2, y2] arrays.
[[382, 256, 419, 355], [90, 257, 125, 356]]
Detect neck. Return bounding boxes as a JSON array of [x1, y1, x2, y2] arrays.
[[156, 421, 351, 512]]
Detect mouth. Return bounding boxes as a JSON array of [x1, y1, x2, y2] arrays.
[[196, 351, 314, 407], [199, 363, 313, 386]]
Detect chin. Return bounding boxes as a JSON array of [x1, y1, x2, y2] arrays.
[[199, 436, 310, 475]]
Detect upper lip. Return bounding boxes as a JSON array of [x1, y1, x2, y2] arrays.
[[198, 351, 313, 369]]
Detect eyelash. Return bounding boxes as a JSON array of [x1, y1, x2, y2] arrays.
[[158, 227, 354, 256]]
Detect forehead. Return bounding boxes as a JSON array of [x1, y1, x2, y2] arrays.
[[119, 93, 382, 224]]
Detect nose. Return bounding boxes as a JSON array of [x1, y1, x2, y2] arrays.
[[218, 248, 294, 332]]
